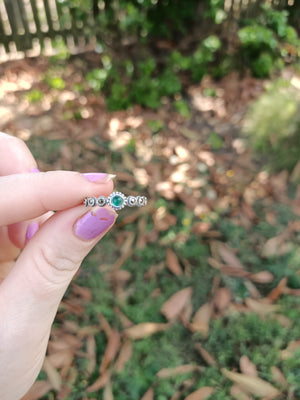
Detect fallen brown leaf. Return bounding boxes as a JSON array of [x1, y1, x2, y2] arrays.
[[230, 384, 253, 400], [103, 379, 114, 400], [113, 306, 134, 329], [157, 364, 202, 378], [161, 287, 193, 321], [194, 343, 217, 367], [189, 302, 213, 337], [166, 248, 183, 276], [221, 369, 280, 398], [46, 350, 73, 370], [99, 313, 112, 337], [214, 287, 231, 313], [239, 356, 258, 377], [179, 295, 193, 327], [124, 322, 170, 340], [248, 271, 274, 283], [100, 330, 121, 373], [144, 261, 165, 280], [115, 340, 133, 372], [281, 340, 300, 360], [86, 335, 96, 376], [245, 298, 281, 315], [86, 370, 111, 393], [42, 357, 62, 391], [184, 386, 214, 400], [140, 387, 154, 400], [261, 232, 290, 258], [216, 242, 245, 269], [71, 284, 92, 301], [271, 366, 288, 388], [21, 381, 53, 400]]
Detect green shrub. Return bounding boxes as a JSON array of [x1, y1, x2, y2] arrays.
[[243, 80, 300, 171], [238, 5, 300, 77]]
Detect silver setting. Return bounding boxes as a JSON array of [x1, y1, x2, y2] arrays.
[[108, 191, 127, 211], [97, 196, 107, 207], [83, 192, 147, 211], [85, 197, 96, 207], [127, 195, 137, 207], [137, 196, 147, 207]]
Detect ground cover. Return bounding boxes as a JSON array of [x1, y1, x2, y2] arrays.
[[1, 54, 300, 400]]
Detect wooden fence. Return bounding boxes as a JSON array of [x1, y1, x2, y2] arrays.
[[0, 0, 297, 58]]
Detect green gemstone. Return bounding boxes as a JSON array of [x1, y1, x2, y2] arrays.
[[111, 194, 124, 207]]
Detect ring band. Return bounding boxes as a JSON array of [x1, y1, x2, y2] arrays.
[[84, 191, 147, 211]]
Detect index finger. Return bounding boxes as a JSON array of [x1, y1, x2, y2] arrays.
[[0, 171, 114, 226]]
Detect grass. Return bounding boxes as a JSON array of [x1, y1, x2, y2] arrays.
[[36, 191, 300, 399]]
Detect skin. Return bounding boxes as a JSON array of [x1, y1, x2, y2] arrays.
[[0, 132, 117, 400]]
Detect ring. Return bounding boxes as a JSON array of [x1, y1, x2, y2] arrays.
[[83, 191, 148, 211]]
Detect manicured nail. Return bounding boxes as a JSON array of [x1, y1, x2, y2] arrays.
[[26, 221, 39, 242], [74, 208, 116, 240], [30, 168, 40, 173], [82, 173, 116, 183]]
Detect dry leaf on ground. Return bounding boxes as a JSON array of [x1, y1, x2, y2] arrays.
[[42, 357, 62, 391], [157, 364, 202, 378], [115, 340, 133, 372], [213, 287, 231, 313], [189, 302, 213, 337], [161, 287, 193, 321], [124, 322, 170, 340], [261, 232, 290, 258], [281, 340, 300, 360], [86, 370, 111, 393], [86, 335, 96, 376], [245, 298, 281, 315], [21, 381, 53, 400], [239, 356, 258, 377], [221, 369, 280, 398], [216, 242, 245, 269], [140, 387, 154, 400], [103, 380, 114, 400], [248, 271, 274, 283], [166, 248, 183, 276], [195, 343, 217, 367], [230, 384, 253, 400], [100, 330, 121, 373], [271, 366, 288, 388], [184, 386, 214, 400]]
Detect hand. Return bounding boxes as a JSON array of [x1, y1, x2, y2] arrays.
[[0, 132, 117, 400]]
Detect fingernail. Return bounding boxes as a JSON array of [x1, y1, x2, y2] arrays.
[[74, 208, 116, 240], [82, 173, 116, 183], [26, 221, 39, 242], [30, 168, 40, 173]]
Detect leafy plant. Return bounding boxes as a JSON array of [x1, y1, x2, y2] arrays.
[[238, 5, 300, 77], [26, 89, 44, 103], [243, 79, 300, 171]]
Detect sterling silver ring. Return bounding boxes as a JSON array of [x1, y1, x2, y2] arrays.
[[84, 191, 148, 211]]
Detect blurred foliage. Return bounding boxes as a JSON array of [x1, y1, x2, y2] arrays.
[[51, 1, 300, 109], [238, 5, 300, 77], [243, 79, 300, 171]]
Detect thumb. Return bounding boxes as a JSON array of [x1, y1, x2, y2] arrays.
[[0, 205, 116, 400]]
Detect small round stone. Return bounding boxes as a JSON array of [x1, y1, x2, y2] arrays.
[[127, 196, 137, 207], [97, 196, 107, 207]]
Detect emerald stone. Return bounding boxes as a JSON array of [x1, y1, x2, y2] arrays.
[[111, 194, 124, 207]]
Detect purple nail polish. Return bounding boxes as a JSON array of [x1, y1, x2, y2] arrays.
[[74, 208, 116, 240], [82, 173, 108, 183], [30, 168, 40, 173], [26, 221, 39, 242]]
